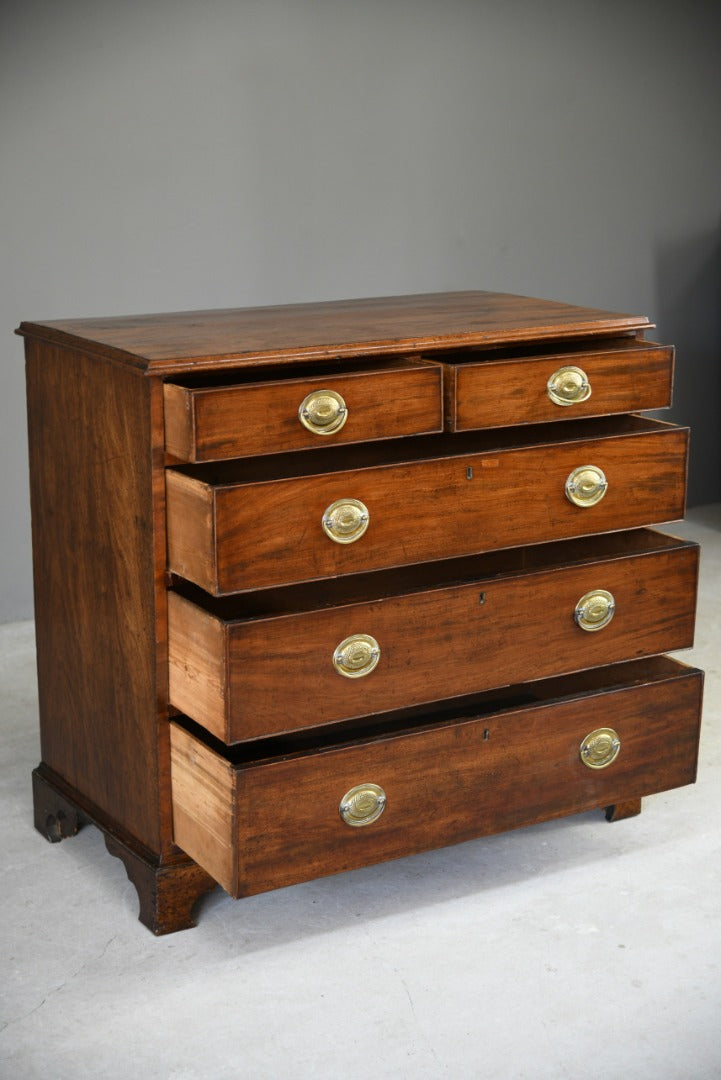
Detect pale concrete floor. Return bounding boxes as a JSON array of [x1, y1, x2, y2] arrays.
[[1, 506, 720, 1080]]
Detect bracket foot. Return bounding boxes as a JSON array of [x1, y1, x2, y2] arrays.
[[605, 798, 642, 822], [32, 764, 217, 934]]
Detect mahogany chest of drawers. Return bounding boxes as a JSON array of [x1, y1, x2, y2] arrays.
[[19, 291, 704, 933]]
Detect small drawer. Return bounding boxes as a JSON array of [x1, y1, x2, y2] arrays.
[[442, 337, 674, 431], [167, 529, 698, 742], [166, 415, 688, 595], [169, 657, 703, 897], [164, 356, 443, 462]]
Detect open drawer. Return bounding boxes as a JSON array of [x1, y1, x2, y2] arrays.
[[166, 415, 689, 594], [169, 656, 703, 898], [441, 335, 674, 431], [167, 529, 699, 742], [164, 355, 443, 461]]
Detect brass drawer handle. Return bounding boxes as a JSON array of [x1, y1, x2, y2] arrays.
[[299, 389, 348, 435], [339, 783, 387, 826], [565, 465, 608, 507], [322, 498, 369, 544], [547, 365, 591, 406], [333, 634, 380, 678], [574, 589, 615, 632], [580, 727, 621, 769]]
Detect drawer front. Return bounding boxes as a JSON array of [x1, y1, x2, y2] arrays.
[[164, 360, 443, 462], [167, 538, 698, 741], [166, 421, 688, 594], [444, 339, 673, 431], [169, 660, 703, 897]]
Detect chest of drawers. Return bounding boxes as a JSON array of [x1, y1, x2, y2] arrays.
[[19, 291, 704, 934]]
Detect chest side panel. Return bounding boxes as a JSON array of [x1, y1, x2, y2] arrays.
[[26, 343, 167, 853]]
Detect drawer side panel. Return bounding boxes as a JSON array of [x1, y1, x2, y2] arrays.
[[166, 471, 218, 593], [170, 723, 236, 893], [168, 593, 229, 741]]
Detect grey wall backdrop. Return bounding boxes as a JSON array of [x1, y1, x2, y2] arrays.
[[2, 0, 720, 622]]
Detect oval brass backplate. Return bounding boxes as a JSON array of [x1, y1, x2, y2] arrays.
[[575, 589, 615, 632], [565, 465, 608, 507], [298, 389, 348, 435], [580, 727, 621, 769], [339, 783, 387, 826], [333, 634, 380, 678], [322, 498, 369, 544], [547, 365, 592, 406]]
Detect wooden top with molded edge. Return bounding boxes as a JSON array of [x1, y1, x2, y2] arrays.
[[16, 291, 651, 375]]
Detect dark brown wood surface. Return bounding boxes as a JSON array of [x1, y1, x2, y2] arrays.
[[166, 418, 689, 594], [445, 339, 673, 430], [167, 537, 698, 741], [25, 341, 169, 854], [606, 798, 642, 821], [21, 290, 702, 932], [17, 291, 651, 374], [33, 765, 217, 934], [169, 660, 703, 897], [164, 359, 443, 462]]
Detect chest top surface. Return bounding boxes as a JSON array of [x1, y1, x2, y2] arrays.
[[16, 290, 650, 375]]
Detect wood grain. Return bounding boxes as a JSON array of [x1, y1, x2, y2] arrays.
[[17, 291, 651, 374], [168, 595, 227, 731], [33, 763, 217, 934], [169, 661, 703, 897], [605, 798, 643, 822], [165, 471, 218, 593], [166, 418, 689, 594], [164, 359, 443, 462], [21, 290, 702, 932], [25, 341, 167, 852], [446, 339, 674, 430], [167, 537, 699, 741], [168, 730, 236, 895]]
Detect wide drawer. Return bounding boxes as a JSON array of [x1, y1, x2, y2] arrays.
[[164, 356, 443, 462], [166, 415, 688, 594], [167, 529, 698, 741], [442, 336, 674, 431], [169, 657, 703, 898]]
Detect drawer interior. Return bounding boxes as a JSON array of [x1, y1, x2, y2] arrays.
[[431, 334, 660, 366], [170, 413, 680, 485], [171, 527, 691, 619], [164, 353, 433, 388], [172, 655, 701, 766]]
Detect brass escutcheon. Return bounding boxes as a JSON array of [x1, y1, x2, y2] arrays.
[[339, 783, 387, 826], [580, 727, 621, 769], [333, 634, 380, 678], [565, 464, 608, 507], [298, 389, 348, 435], [575, 589, 616, 632], [322, 498, 369, 544], [547, 365, 592, 406]]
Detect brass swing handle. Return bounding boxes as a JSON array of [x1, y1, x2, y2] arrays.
[[299, 389, 348, 435], [547, 365, 591, 406]]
